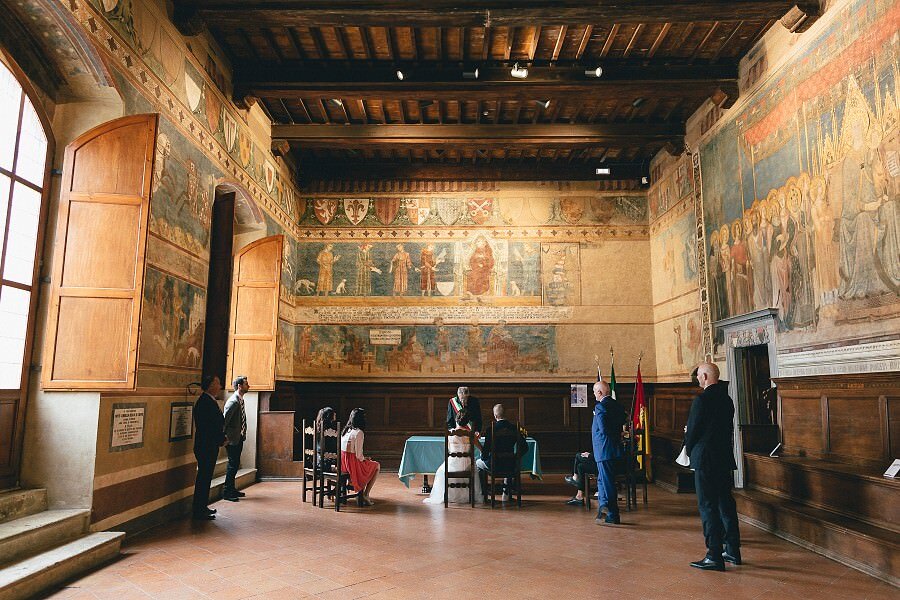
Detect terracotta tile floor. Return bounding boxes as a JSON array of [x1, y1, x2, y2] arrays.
[[42, 477, 897, 599]]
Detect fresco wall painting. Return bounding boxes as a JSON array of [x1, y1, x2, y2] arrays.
[[700, 0, 899, 354]]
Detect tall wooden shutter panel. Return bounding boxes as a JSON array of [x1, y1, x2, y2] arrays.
[[227, 235, 282, 391], [42, 114, 156, 389]]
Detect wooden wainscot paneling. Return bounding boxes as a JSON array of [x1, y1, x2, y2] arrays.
[[258, 411, 302, 478], [648, 382, 697, 492], [43, 114, 157, 389], [228, 236, 283, 392], [264, 382, 621, 472], [774, 373, 899, 467]]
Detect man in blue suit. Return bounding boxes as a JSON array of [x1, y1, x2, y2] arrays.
[[591, 380, 627, 524]]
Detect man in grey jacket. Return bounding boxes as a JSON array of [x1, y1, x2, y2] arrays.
[[223, 375, 249, 501]]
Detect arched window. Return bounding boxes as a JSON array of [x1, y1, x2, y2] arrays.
[[0, 60, 48, 389]]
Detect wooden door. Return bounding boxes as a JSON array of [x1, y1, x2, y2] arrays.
[[42, 114, 156, 389], [201, 191, 235, 382], [226, 235, 282, 391]]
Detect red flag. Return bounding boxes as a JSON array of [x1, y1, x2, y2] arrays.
[[633, 366, 645, 429]]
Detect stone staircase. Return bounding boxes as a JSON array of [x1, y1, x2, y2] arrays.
[[0, 489, 123, 600]]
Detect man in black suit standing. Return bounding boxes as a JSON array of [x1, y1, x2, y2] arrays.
[[592, 380, 627, 524], [685, 362, 741, 570], [192, 375, 225, 520], [446, 386, 483, 434]]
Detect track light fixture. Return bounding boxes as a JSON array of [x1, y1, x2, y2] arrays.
[[396, 70, 405, 81], [463, 68, 480, 79], [328, 98, 344, 107], [632, 97, 646, 108], [534, 99, 551, 109], [596, 167, 611, 175], [585, 66, 603, 78], [510, 62, 529, 79]]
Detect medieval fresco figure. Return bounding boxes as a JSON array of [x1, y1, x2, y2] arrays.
[[316, 244, 340, 296], [673, 323, 684, 365], [487, 320, 517, 371], [355, 243, 380, 296], [836, 100, 892, 300], [770, 231, 792, 328], [747, 207, 771, 310], [389, 244, 413, 295], [718, 225, 734, 317], [298, 325, 313, 363], [707, 230, 727, 321], [729, 220, 752, 315], [418, 244, 438, 296], [809, 175, 840, 306], [787, 184, 816, 328], [467, 322, 482, 368], [466, 237, 495, 296]]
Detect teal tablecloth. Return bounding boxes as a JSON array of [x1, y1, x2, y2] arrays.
[[398, 435, 542, 487]]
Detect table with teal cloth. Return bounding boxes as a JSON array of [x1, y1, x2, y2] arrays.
[[398, 435, 543, 488]]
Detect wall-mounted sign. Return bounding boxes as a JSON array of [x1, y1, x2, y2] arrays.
[[570, 384, 588, 408], [169, 402, 193, 442], [110, 403, 146, 451], [369, 329, 402, 345]]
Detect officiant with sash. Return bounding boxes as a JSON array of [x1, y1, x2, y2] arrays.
[[446, 386, 483, 434]]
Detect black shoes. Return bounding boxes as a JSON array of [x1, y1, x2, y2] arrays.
[[690, 557, 726, 571], [223, 493, 240, 502], [595, 514, 620, 524], [206, 507, 217, 514], [235, 490, 246, 497], [723, 549, 742, 565], [565, 497, 584, 506], [192, 512, 215, 520], [564, 475, 579, 488]]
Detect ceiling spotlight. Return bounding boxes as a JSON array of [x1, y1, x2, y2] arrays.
[[585, 66, 603, 78], [596, 167, 611, 175], [463, 68, 480, 80], [534, 99, 551, 109], [632, 97, 646, 108], [510, 62, 529, 79], [328, 98, 344, 107], [641, 176, 650, 185], [396, 70, 405, 81]]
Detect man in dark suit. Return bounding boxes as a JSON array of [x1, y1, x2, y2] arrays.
[[592, 380, 627, 524], [446, 386, 483, 434], [476, 403, 526, 500], [685, 362, 741, 571], [192, 375, 225, 520]]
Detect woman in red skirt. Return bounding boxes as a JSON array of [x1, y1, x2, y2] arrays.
[[341, 408, 380, 506]]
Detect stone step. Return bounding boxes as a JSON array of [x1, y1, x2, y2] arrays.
[[0, 532, 123, 600], [0, 490, 47, 526], [209, 468, 256, 503], [0, 510, 89, 567], [736, 488, 899, 587], [213, 457, 228, 478]]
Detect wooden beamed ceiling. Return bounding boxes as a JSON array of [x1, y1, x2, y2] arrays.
[[175, 1, 823, 182]]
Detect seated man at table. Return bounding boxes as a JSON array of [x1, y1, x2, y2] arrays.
[[563, 450, 598, 506], [476, 403, 526, 501]]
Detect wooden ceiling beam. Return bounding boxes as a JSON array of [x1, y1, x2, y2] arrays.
[[551, 25, 567, 61], [177, 1, 817, 29], [646, 22, 671, 59], [298, 160, 648, 182], [273, 123, 683, 146]]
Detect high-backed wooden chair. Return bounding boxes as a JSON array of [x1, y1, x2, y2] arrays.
[[487, 421, 523, 508], [444, 428, 476, 508], [320, 421, 360, 511], [301, 419, 318, 504]]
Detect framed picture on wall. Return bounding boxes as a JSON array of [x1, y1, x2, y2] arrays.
[[570, 384, 588, 408], [169, 402, 193, 442]]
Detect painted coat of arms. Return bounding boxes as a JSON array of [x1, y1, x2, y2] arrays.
[[343, 198, 370, 225], [374, 198, 401, 225], [559, 197, 586, 224], [434, 198, 463, 225], [497, 197, 525, 225], [313, 198, 339, 225], [264, 161, 276, 193], [404, 198, 431, 225], [467, 197, 493, 224]]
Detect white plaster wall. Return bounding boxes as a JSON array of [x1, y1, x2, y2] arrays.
[[20, 381, 99, 509]]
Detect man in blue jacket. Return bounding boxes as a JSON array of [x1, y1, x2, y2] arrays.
[[591, 380, 627, 524]]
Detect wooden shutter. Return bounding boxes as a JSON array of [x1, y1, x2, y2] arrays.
[[227, 235, 282, 391], [42, 114, 156, 389]]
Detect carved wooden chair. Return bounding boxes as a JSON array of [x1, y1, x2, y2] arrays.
[[300, 419, 319, 504], [487, 421, 524, 508], [444, 428, 476, 508], [319, 421, 360, 511]]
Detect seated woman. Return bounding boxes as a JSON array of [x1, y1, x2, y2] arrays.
[[315, 406, 338, 473], [340, 408, 380, 506], [424, 409, 483, 504]]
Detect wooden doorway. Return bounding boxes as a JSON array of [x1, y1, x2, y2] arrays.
[[201, 189, 235, 383], [734, 343, 777, 454]]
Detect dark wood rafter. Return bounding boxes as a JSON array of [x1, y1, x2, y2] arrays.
[[623, 24, 643, 58], [551, 25, 567, 61], [599, 24, 619, 58], [574, 25, 593, 59], [646, 22, 671, 59], [690, 21, 720, 62], [711, 21, 744, 63]]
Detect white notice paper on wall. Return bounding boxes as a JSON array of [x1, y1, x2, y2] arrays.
[[884, 459, 900, 479]]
